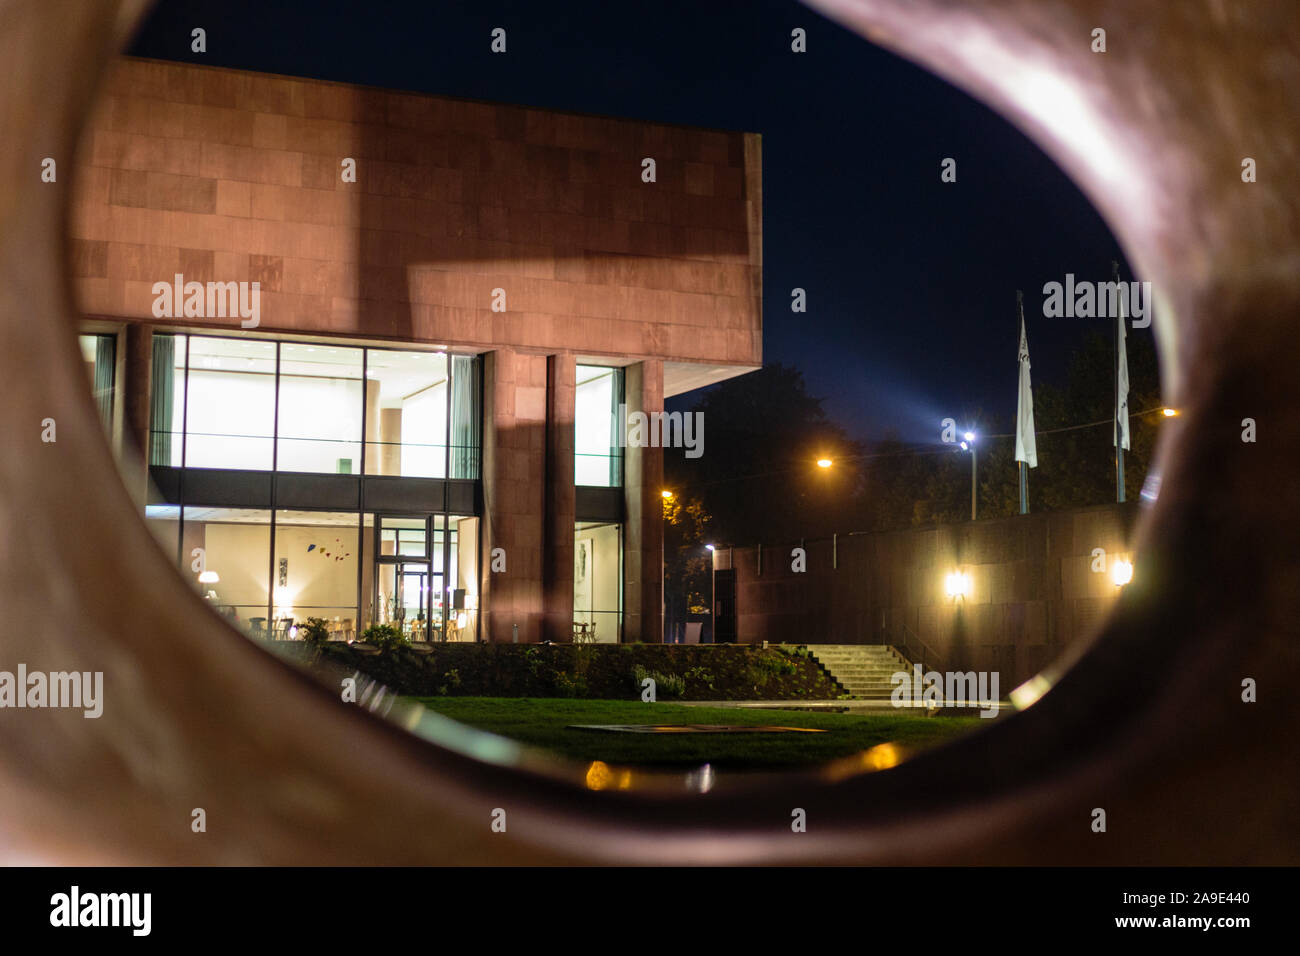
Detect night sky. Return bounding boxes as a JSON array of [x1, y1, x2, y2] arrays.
[[128, 0, 1140, 442]]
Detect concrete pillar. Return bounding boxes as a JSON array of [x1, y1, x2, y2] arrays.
[[480, 348, 547, 642], [544, 352, 575, 643], [623, 360, 663, 643]]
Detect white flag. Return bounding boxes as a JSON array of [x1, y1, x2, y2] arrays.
[[1115, 300, 1131, 450], [1015, 315, 1037, 467]]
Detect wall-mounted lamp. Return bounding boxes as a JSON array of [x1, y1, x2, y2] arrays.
[[945, 570, 972, 601], [1111, 558, 1134, 587]]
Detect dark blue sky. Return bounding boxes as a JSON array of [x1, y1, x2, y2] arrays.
[[129, 0, 1136, 441]]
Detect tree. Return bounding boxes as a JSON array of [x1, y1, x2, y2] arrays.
[[664, 363, 863, 547]]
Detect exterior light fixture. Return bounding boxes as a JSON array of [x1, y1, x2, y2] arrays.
[[1162, 407, 1178, 417], [705, 544, 715, 551], [1111, 558, 1134, 587], [816, 458, 833, 469], [197, 571, 220, 584], [963, 431, 976, 442], [944, 570, 972, 600], [661, 489, 673, 499]]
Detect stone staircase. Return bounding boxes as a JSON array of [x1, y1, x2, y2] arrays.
[[803, 644, 913, 700]]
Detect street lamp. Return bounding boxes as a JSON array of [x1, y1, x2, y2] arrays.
[[705, 544, 716, 643], [960, 431, 977, 521], [660, 490, 673, 642], [816, 457, 833, 469]]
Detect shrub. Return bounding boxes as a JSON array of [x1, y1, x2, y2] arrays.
[[631, 664, 684, 700], [552, 670, 588, 698], [360, 623, 407, 650], [299, 617, 330, 647], [754, 653, 796, 676], [657, 673, 686, 699]]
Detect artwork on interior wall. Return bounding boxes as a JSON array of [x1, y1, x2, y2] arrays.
[[574, 538, 592, 617], [307, 538, 351, 561]]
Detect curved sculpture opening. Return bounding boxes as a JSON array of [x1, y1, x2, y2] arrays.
[[2, 0, 1294, 864]]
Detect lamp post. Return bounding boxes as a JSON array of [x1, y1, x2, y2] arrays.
[[960, 431, 977, 521], [660, 490, 673, 643], [705, 543, 716, 643]]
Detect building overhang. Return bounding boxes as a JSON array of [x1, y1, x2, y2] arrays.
[[663, 361, 760, 399]]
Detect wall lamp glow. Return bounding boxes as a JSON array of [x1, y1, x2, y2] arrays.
[[705, 544, 715, 551], [945, 571, 972, 600], [1111, 558, 1134, 587], [1161, 407, 1179, 417], [661, 490, 674, 499]]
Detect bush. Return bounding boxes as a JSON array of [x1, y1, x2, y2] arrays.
[[552, 670, 588, 698], [361, 623, 407, 650], [657, 673, 686, 699], [299, 617, 330, 647], [630, 664, 684, 700]]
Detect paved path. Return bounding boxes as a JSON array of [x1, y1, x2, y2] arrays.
[[679, 699, 1012, 716]]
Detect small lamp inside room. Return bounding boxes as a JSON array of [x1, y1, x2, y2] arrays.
[[197, 570, 219, 601]]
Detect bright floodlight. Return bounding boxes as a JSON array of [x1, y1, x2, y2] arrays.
[[705, 544, 715, 551], [197, 570, 220, 584], [963, 431, 976, 442], [1111, 558, 1134, 587], [944, 570, 972, 600], [816, 458, 833, 469], [959, 441, 969, 451], [661, 489, 673, 499], [1162, 407, 1178, 417]]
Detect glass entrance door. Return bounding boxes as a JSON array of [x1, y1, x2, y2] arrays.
[[369, 513, 476, 642]]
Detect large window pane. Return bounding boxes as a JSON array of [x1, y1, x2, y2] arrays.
[[450, 355, 481, 479], [182, 506, 271, 638], [574, 521, 622, 643], [149, 333, 186, 466], [446, 515, 479, 641], [185, 337, 276, 470], [365, 350, 448, 477], [276, 344, 363, 474], [274, 511, 360, 641], [79, 333, 115, 430], [575, 365, 623, 487]]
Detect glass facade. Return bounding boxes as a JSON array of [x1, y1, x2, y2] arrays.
[[574, 521, 622, 643], [145, 332, 483, 642], [144, 504, 480, 643], [150, 333, 481, 478], [575, 365, 623, 487]]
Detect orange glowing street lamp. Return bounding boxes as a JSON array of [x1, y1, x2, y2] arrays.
[[816, 457, 833, 469]]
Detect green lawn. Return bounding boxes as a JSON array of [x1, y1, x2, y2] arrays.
[[412, 697, 983, 770]]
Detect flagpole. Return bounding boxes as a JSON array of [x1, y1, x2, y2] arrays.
[[1113, 260, 1126, 503], [1017, 290, 1028, 514]]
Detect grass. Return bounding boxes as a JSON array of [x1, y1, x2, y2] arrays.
[[412, 697, 984, 770]]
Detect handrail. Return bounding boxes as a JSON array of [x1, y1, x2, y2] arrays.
[[892, 623, 944, 673]]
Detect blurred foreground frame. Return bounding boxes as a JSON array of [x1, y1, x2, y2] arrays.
[[1, 0, 1296, 864]]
